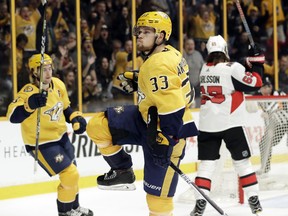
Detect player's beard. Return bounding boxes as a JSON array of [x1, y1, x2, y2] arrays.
[[136, 41, 153, 53]]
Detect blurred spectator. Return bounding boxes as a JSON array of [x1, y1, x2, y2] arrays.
[[0, 2, 11, 45], [261, 0, 286, 43], [80, 17, 94, 39], [112, 39, 132, 92], [111, 6, 132, 45], [278, 55, 288, 93], [261, 55, 288, 93], [36, 6, 56, 54], [109, 39, 122, 72], [63, 68, 78, 109], [140, 0, 171, 15], [93, 24, 113, 61], [226, 0, 241, 48], [187, 3, 216, 50], [207, 2, 220, 38], [59, 0, 76, 32], [47, 1, 69, 46], [51, 38, 76, 81], [90, 0, 112, 39], [183, 37, 204, 108], [0, 61, 12, 116], [13, 33, 28, 74], [125, 51, 144, 72], [246, 5, 269, 44], [230, 31, 250, 62], [82, 74, 101, 104], [66, 31, 77, 63], [81, 36, 98, 87], [16, 3, 42, 56], [9, 33, 29, 90], [96, 57, 114, 101]]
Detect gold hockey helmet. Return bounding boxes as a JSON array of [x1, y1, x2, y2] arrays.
[[134, 11, 172, 41], [28, 53, 53, 73]]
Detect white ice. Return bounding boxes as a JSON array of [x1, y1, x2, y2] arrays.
[[1, 163, 288, 216]]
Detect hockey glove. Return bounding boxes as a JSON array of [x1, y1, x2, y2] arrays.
[[149, 132, 177, 168], [246, 44, 265, 69], [69, 111, 87, 134], [117, 70, 139, 94], [24, 91, 48, 112]]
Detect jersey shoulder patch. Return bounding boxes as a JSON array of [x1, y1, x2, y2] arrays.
[[23, 86, 33, 92]]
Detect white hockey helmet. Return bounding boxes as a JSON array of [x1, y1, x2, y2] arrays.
[[206, 35, 230, 59]]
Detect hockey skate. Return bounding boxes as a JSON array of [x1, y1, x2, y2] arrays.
[[97, 168, 136, 191], [74, 206, 93, 216], [58, 209, 84, 216], [190, 199, 207, 216], [248, 196, 263, 215]]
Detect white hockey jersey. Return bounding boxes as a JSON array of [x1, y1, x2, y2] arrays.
[[199, 61, 262, 132]]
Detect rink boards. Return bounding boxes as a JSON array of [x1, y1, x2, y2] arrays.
[[0, 109, 287, 200]]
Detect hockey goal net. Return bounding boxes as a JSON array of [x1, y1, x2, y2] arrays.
[[177, 95, 288, 204]]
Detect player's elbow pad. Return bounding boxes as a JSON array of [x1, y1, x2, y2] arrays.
[[10, 106, 31, 123]]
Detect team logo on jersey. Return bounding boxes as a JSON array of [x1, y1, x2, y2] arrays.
[[44, 102, 63, 121], [114, 106, 124, 114], [54, 153, 64, 163], [137, 86, 145, 104], [24, 86, 33, 92]]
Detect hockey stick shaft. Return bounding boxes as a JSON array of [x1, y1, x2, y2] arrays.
[[235, 0, 255, 47], [146, 106, 228, 216], [34, 0, 47, 173], [170, 162, 228, 216]]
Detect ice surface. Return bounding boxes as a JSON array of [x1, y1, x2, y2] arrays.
[[1, 163, 287, 216]]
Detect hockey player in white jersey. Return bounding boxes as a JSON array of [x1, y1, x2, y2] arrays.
[[191, 35, 264, 216]]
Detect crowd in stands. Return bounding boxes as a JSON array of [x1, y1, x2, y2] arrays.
[[1, 0, 288, 115]]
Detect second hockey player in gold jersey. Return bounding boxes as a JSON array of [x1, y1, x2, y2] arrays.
[[7, 53, 93, 216]]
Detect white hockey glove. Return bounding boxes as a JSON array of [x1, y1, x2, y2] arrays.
[[117, 70, 139, 94]]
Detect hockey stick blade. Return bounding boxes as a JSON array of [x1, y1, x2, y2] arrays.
[[170, 163, 229, 216]]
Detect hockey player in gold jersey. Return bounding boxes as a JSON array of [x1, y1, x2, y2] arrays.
[[86, 11, 198, 215], [6, 54, 93, 216]]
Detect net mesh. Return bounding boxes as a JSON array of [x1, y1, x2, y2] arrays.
[[246, 95, 288, 191]]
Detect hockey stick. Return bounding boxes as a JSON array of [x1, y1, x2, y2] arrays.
[[170, 163, 228, 216], [234, 0, 255, 47], [34, 0, 47, 173], [146, 106, 228, 216]]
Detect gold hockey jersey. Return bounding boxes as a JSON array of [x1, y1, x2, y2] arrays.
[[138, 45, 194, 133], [7, 77, 70, 146]]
